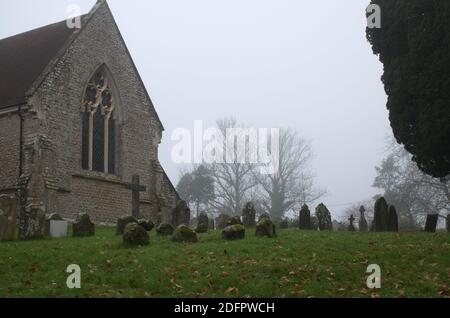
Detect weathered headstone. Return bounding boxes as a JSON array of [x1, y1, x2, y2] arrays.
[[125, 174, 146, 219], [44, 213, 63, 236], [387, 205, 399, 232], [116, 215, 138, 235], [299, 204, 311, 230], [123, 223, 149, 246], [424, 214, 438, 233], [49, 220, 68, 238], [373, 197, 389, 232], [72, 213, 95, 237], [227, 216, 243, 227], [20, 204, 46, 240], [348, 214, 356, 232], [0, 194, 18, 241], [242, 202, 256, 227], [358, 206, 368, 232], [222, 224, 245, 240], [156, 223, 175, 236], [138, 219, 154, 232], [172, 225, 198, 243], [256, 217, 276, 238], [196, 212, 209, 233], [172, 200, 191, 227], [216, 214, 231, 230], [315, 203, 332, 231], [258, 213, 271, 222]]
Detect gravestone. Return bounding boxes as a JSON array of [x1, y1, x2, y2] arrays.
[[116, 216, 138, 235], [299, 204, 311, 230], [358, 206, 368, 232], [123, 223, 149, 246], [20, 204, 46, 240], [172, 200, 191, 227], [258, 213, 271, 222], [0, 194, 18, 241], [209, 218, 215, 230], [348, 214, 356, 232], [315, 203, 332, 231], [138, 219, 154, 232], [373, 197, 389, 232], [44, 213, 63, 236], [222, 224, 245, 240], [125, 174, 146, 219], [227, 216, 243, 226], [424, 214, 438, 233], [242, 202, 256, 227], [256, 217, 276, 237], [49, 220, 68, 238], [196, 212, 209, 233], [387, 205, 399, 232], [73, 213, 95, 237], [172, 225, 198, 243], [216, 214, 231, 230], [156, 223, 175, 236], [310, 216, 318, 231]]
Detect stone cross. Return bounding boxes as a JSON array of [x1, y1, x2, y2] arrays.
[[126, 174, 146, 219], [348, 214, 356, 231]]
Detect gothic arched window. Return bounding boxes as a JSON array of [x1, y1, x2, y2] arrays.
[[81, 68, 116, 174]]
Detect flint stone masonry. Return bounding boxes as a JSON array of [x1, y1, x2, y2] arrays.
[[0, 1, 179, 224]]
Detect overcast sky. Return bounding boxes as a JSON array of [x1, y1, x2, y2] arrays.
[[0, 0, 391, 218]]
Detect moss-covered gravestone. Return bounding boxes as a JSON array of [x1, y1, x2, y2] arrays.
[[242, 202, 256, 227], [358, 206, 368, 232], [196, 212, 209, 233], [227, 216, 243, 227], [222, 224, 245, 240], [73, 213, 95, 237], [138, 219, 154, 232], [20, 204, 46, 240], [373, 197, 389, 232], [157, 223, 175, 236], [424, 214, 438, 233], [255, 217, 276, 238], [116, 216, 138, 235], [315, 203, 332, 231], [387, 205, 399, 232], [299, 204, 311, 230], [123, 223, 149, 246], [172, 225, 198, 243]]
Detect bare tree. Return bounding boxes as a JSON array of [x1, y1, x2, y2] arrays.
[[254, 128, 326, 220]]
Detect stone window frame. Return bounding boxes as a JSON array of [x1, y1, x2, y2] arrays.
[[81, 64, 122, 176]]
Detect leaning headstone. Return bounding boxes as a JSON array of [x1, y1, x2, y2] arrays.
[[172, 200, 191, 227], [116, 215, 138, 235], [358, 206, 368, 232], [138, 219, 154, 232], [72, 213, 95, 237], [348, 214, 356, 232], [44, 213, 63, 236], [196, 212, 209, 233], [315, 203, 332, 231], [156, 223, 175, 236], [222, 224, 245, 240], [424, 214, 439, 233], [0, 194, 18, 241], [20, 204, 46, 240], [299, 204, 311, 230], [123, 223, 149, 246], [255, 217, 276, 238], [242, 202, 256, 227], [227, 216, 243, 226], [49, 220, 68, 238], [216, 214, 231, 230], [172, 225, 198, 243], [373, 197, 389, 232], [387, 205, 399, 232]]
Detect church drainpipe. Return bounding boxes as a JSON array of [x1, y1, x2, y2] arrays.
[[18, 103, 24, 180]]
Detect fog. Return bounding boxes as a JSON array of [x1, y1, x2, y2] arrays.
[[0, 0, 391, 217]]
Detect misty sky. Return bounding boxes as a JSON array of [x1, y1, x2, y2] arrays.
[[0, 0, 392, 218]]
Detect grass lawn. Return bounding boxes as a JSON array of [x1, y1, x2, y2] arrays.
[[0, 227, 449, 298]]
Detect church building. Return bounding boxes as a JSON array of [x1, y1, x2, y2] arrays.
[[0, 0, 180, 224]]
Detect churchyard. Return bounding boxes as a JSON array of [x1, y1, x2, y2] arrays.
[[0, 207, 449, 298]]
